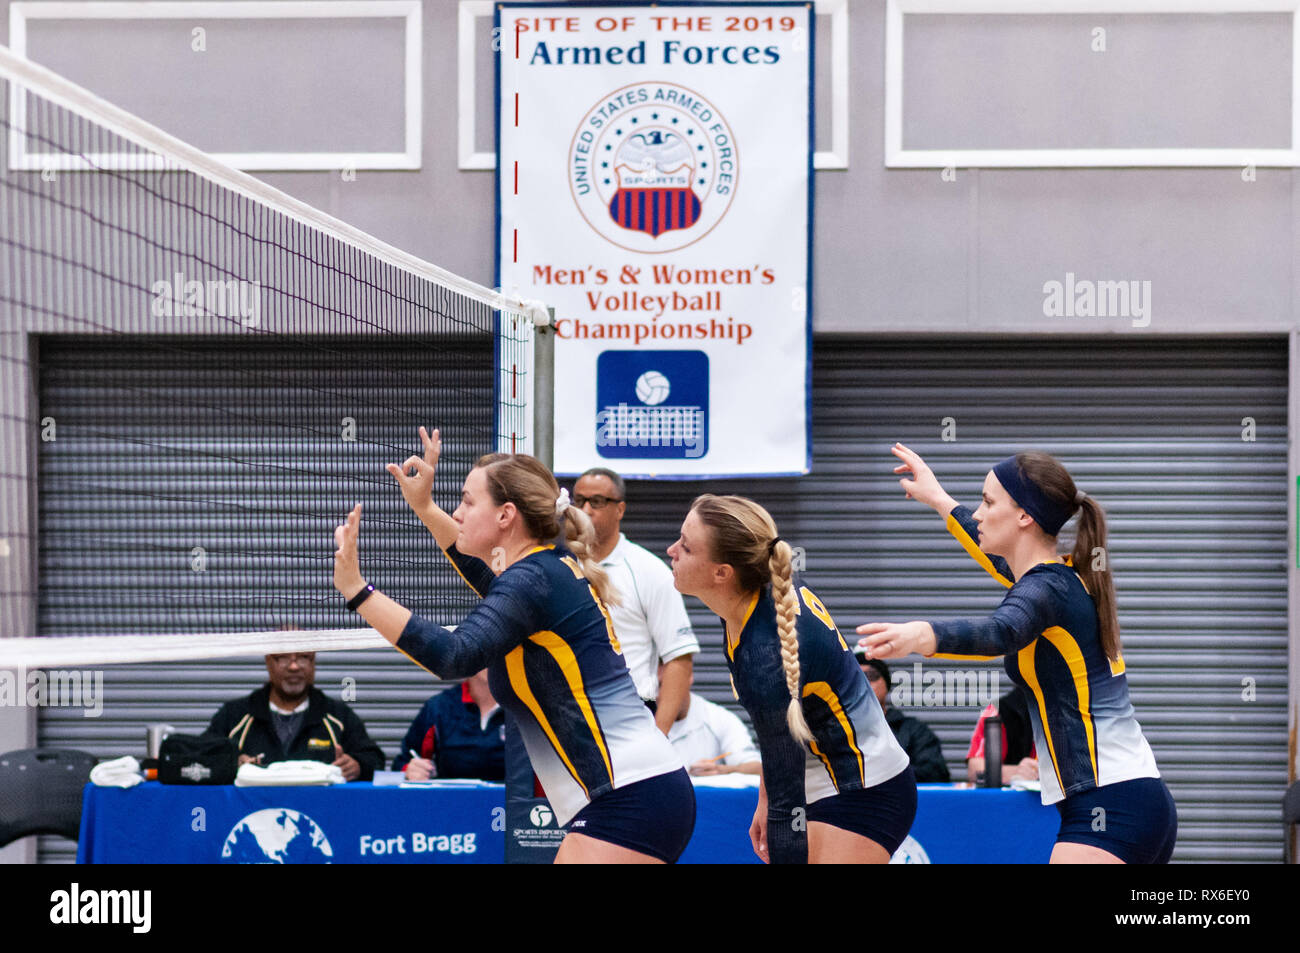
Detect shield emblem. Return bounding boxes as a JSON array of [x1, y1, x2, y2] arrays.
[[606, 130, 700, 238], [608, 187, 702, 237]]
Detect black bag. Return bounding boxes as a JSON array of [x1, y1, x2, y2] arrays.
[[158, 734, 237, 785]]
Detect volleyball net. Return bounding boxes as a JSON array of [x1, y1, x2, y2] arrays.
[[0, 46, 549, 668]]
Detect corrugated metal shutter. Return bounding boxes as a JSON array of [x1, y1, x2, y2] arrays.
[[616, 337, 1289, 864], [36, 336, 1289, 863], [34, 336, 495, 862]]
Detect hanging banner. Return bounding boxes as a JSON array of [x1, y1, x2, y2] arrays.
[[497, 2, 813, 477]]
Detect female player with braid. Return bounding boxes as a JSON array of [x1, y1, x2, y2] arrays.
[[332, 427, 694, 863], [859, 444, 1176, 864], [668, 494, 915, 864]]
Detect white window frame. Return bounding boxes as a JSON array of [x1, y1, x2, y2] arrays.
[[8, 0, 423, 172], [885, 0, 1300, 167]]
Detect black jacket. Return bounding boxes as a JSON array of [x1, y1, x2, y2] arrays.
[[884, 706, 951, 783], [204, 684, 385, 781]]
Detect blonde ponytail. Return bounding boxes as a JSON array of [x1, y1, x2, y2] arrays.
[[770, 540, 812, 744], [562, 504, 622, 607], [691, 494, 812, 745]]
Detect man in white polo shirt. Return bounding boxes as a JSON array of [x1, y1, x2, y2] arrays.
[[572, 467, 699, 736]]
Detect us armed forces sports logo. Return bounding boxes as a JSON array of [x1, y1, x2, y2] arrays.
[[570, 82, 738, 253]]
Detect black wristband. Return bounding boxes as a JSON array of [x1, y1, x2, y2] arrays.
[[346, 583, 375, 612]]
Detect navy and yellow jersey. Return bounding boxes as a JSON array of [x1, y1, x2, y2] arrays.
[[932, 505, 1160, 804], [723, 576, 911, 814], [394, 543, 682, 827]]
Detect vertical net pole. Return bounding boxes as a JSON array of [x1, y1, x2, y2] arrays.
[[533, 307, 555, 469]]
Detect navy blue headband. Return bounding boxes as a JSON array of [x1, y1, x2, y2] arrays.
[[991, 457, 1075, 536]]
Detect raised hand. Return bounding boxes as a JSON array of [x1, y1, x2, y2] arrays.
[[890, 442, 958, 514], [386, 426, 441, 516], [332, 503, 366, 598]]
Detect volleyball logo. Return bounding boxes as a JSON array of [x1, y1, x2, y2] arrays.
[[569, 82, 738, 253], [596, 350, 708, 460], [634, 370, 671, 406]]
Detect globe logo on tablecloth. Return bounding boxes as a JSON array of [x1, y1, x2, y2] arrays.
[[221, 808, 334, 863], [889, 834, 931, 864], [634, 370, 671, 406]]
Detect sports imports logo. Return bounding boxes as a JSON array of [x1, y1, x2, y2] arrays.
[[570, 82, 738, 253], [529, 804, 555, 827], [596, 350, 708, 459]]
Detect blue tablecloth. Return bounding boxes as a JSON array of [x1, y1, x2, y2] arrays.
[[78, 781, 1058, 863]]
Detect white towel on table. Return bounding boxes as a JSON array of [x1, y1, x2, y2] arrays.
[[234, 760, 345, 787], [89, 755, 143, 788]]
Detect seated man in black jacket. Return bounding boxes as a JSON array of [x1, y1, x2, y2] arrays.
[[857, 654, 951, 783], [205, 652, 384, 781]]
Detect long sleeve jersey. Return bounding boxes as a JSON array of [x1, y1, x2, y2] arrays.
[[724, 576, 910, 863], [930, 505, 1160, 804], [393, 543, 681, 826]]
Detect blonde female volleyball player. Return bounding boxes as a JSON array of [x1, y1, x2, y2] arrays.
[[667, 494, 915, 864], [858, 444, 1176, 864], [331, 428, 694, 863]]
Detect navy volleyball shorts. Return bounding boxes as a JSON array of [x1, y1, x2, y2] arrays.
[[1055, 776, 1177, 864], [804, 765, 918, 856], [566, 768, 697, 863]]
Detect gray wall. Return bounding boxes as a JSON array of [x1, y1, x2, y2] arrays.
[[5, 1, 1294, 334]]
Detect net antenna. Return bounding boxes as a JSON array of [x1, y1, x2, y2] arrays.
[[0, 45, 554, 668]]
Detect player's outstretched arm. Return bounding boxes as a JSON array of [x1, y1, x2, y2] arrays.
[[333, 504, 412, 643], [386, 426, 459, 550]]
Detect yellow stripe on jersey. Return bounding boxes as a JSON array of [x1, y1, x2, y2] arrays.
[[802, 681, 865, 786], [529, 630, 614, 784], [505, 644, 590, 798], [726, 592, 761, 662], [1016, 640, 1064, 794], [394, 642, 439, 678], [798, 587, 847, 649], [557, 554, 622, 654], [1108, 653, 1126, 676], [440, 546, 486, 594], [808, 737, 838, 791], [589, 584, 621, 654], [1040, 626, 1099, 783], [946, 512, 1013, 588], [932, 652, 1004, 662]]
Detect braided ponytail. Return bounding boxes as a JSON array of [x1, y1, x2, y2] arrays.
[[692, 494, 812, 745], [561, 504, 621, 607], [770, 539, 812, 743]]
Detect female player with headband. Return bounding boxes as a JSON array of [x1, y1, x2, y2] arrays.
[[668, 494, 915, 864], [858, 443, 1176, 864], [332, 427, 694, 863]]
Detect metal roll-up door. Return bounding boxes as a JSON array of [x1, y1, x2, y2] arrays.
[[34, 335, 496, 862], [34, 336, 1289, 864], [616, 336, 1288, 864]]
